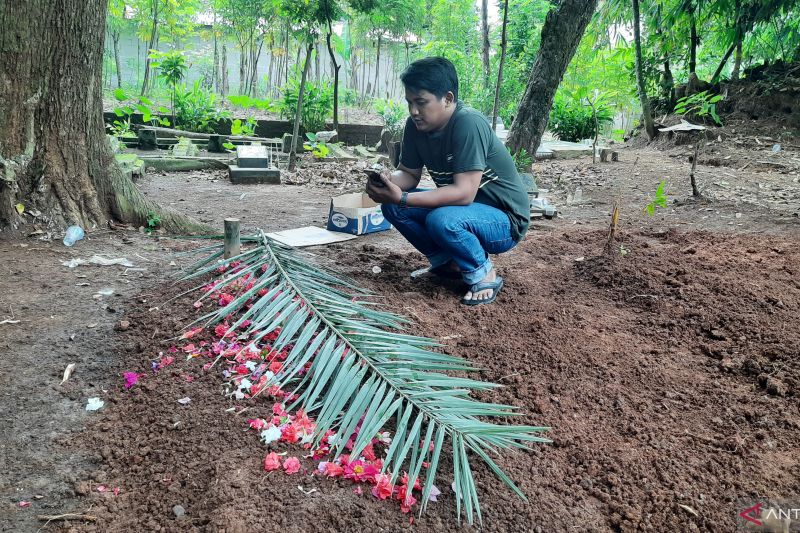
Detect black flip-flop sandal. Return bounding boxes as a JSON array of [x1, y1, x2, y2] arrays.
[[461, 276, 504, 306]]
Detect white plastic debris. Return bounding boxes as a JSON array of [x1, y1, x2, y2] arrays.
[[85, 397, 105, 411], [177, 397, 191, 405], [61, 255, 135, 268]]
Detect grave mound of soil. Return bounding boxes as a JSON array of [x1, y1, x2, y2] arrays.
[[66, 229, 799, 532]]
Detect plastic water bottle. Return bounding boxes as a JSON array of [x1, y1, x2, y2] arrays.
[[63, 225, 85, 247]]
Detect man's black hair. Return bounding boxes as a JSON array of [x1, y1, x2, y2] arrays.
[[400, 57, 459, 100]]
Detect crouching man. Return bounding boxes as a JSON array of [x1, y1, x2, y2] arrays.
[[365, 57, 530, 306]]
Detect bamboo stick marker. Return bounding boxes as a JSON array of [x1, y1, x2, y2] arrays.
[[224, 218, 241, 259]]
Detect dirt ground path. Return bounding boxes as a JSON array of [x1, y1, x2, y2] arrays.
[[1, 145, 798, 532]]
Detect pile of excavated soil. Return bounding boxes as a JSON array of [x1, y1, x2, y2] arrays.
[[64, 228, 799, 532]]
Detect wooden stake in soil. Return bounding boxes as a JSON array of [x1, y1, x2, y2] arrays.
[[224, 218, 241, 259], [690, 141, 701, 197]]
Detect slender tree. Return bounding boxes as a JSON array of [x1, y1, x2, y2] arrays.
[[481, 0, 491, 88], [506, 0, 598, 157], [491, 0, 509, 131], [633, 0, 656, 139]]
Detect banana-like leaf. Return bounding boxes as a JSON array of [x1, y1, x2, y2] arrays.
[[180, 232, 550, 525]]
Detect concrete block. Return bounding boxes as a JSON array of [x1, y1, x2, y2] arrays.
[[236, 145, 269, 168], [228, 165, 281, 185]]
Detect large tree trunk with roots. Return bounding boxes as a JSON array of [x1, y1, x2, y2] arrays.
[[506, 0, 598, 157], [633, 0, 656, 140], [0, 0, 199, 234]]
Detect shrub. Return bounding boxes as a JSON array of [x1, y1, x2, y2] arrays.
[[279, 77, 333, 133], [549, 92, 613, 142], [674, 90, 722, 125], [174, 81, 229, 133], [373, 98, 406, 139]]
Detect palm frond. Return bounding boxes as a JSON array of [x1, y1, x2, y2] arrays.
[[180, 231, 550, 525]]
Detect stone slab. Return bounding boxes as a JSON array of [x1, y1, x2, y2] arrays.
[[228, 165, 281, 185], [540, 140, 594, 160], [236, 145, 269, 168], [139, 156, 232, 172], [326, 144, 358, 162]]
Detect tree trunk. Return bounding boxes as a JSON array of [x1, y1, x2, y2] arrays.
[[711, 40, 737, 83], [633, 0, 656, 140], [112, 31, 123, 89], [662, 59, 675, 106], [481, 0, 491, 89], [0, 0, 197, 233], [732, 40, 742, 80], [213, 28, 220, 93], [221, 41, 229, 96], [373, 35, 381, 98], [140, 0, 159, 96], [288, 41, 314, 172], [689, 11, 698, 76], [326, 21, 341, 135], [506, 0, 598, 157], [491, 0, 509, 131]]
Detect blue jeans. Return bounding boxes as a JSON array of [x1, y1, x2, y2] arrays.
[[381, 190, 517, 285]]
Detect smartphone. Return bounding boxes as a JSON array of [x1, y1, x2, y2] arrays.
[[363, 169, 386, 188]]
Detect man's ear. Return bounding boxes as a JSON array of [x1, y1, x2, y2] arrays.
[[445, 91, 455, 106]]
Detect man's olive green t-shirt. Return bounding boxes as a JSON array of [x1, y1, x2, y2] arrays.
[[399, 101, 530, 241]]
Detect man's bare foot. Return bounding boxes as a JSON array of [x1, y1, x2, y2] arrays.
[[463, 268, 497, 303]]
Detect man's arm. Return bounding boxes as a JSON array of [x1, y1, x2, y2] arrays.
[[366, 170, 481, 207], [387, 163, 422, 191]]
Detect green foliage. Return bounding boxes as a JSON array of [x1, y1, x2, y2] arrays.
[[373, 98, 406, 139], [674, 90, 722, 125], [145, 210, 161, 233], [341, 88, 359, 107], [644, 180, 668, 215], [174, 81, 229, 133], [231, 117, 258, 137], [180, 232, 549, 525], [279, 77, 333, 133], [109, 89, 170, 137], [507, 147, 533, 172], [228, 94, 279, 112], [303, 132, 331, 158], [549, 91, 614, 142], [150, 50, 188, 88]]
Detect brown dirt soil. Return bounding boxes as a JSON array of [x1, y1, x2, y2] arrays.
[[2, 130, 799, 532], [46, 228, 800, 533]]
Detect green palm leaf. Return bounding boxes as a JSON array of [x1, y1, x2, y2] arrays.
[[180, 231, 550, 525]]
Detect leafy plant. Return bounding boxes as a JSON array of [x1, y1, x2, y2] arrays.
[[549, 91, 614, 142], [508, 147, 533, 172], [145, 210, 161, 233], [150, 50, 188, 124], [228, 94, 278, 112], [231, 117, 258, 137], [373, 98, 406, 140], [674, 90, 722, 126], [303, 132, 330, 159], [110, 88, 170, 137], [644, 180, 668, 215], [279, 77, 333, 133], [179, 232, 549, 525], [174, 81, 229, 133]]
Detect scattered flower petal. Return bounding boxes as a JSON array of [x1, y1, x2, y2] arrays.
[[264, 452, 281, 471], [283, 457, 301, 474]]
